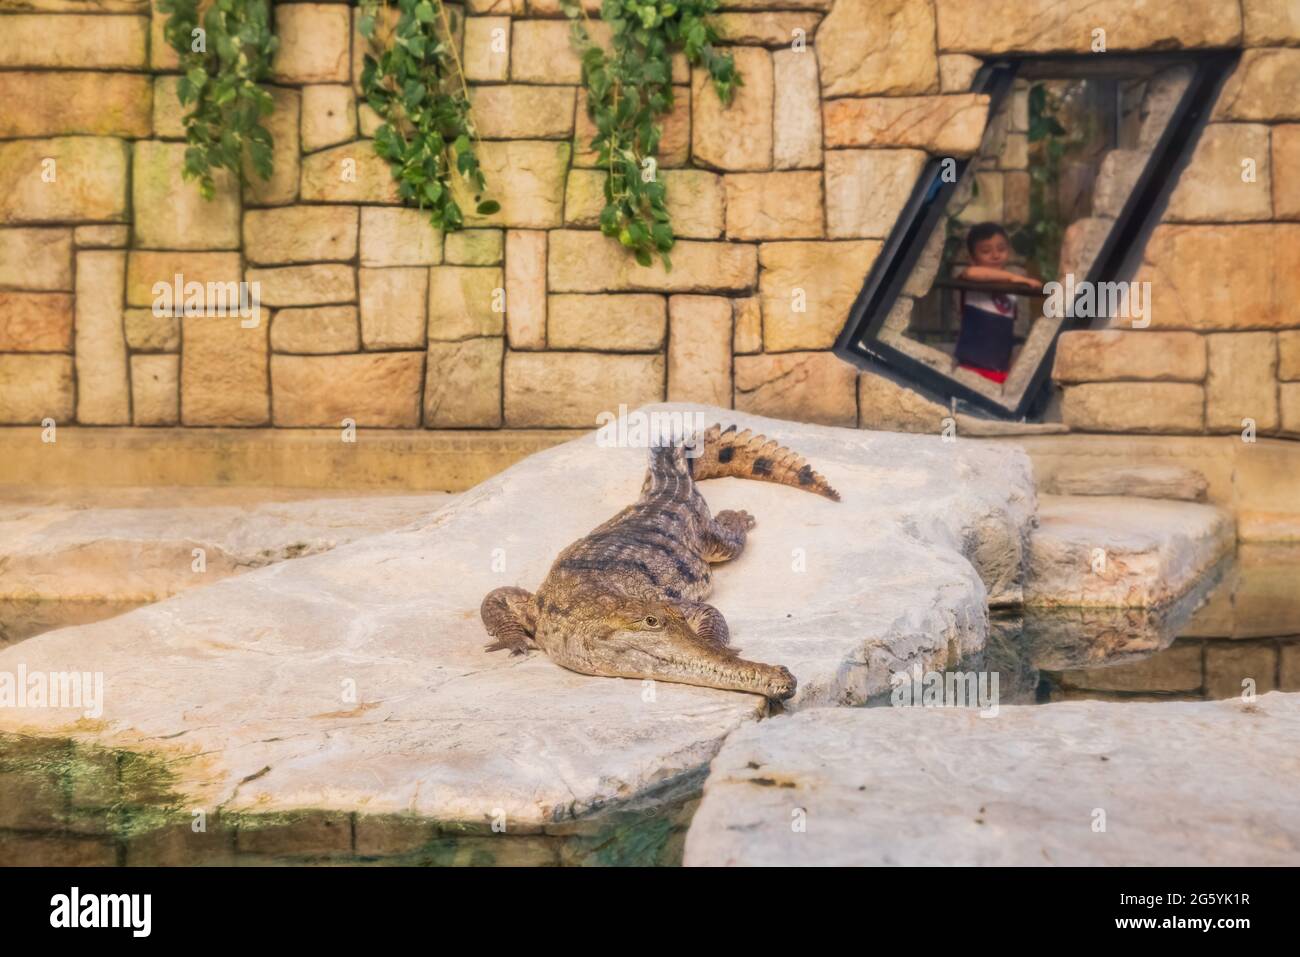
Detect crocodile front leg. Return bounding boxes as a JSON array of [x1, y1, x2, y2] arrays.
[[700, 509, 756, 563], [480, 586, 538, 655], [680, 600, 732, 649]]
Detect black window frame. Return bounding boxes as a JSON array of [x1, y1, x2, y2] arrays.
[[833, 49, 1242, 420]]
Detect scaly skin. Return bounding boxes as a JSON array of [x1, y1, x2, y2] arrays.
[[480, 425, 839, 700]]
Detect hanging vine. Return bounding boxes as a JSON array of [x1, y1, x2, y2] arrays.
[[562, 0, 738, 268], [157, 0, 279, 200], [359, 0, 499, 229]]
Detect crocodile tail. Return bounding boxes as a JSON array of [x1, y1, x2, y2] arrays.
[[687, 424, 840, 501]]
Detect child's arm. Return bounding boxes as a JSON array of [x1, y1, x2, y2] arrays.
[[958, 265, 1044, 291]]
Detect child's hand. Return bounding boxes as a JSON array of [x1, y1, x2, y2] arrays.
[[1015, 275, 1045, 292]]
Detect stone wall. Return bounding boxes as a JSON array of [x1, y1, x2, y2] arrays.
[[0, 0, 1296, 437]]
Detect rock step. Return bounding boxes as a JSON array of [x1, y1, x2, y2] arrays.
[[683, 692, 1300, 866], [0, 406, 1035, 837], [0, 490, 455, 602], [1025, 494, 1234, 607], [1045, 464, 1208, 502]]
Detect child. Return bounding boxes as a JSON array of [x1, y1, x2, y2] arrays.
[[953, 222, 1044, 384]]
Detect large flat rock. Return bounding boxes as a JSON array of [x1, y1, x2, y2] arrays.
[[684, 692, 1300, 866], [0, 406, 1035, 846], [0, 488, 455, 601], [1025, 495, 1234, 607]]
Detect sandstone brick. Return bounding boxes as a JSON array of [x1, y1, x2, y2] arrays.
[[74, 251, 130, 425], [1061, 382, 1205, 433], [272, 4, 351, 83], [246, 265, 355, 307], [126, 251, 242, 308], [0, 228, 72, 291], [693, 48, 773, 171], [0, 292, 73, 351], [1282, 383, 1300, 436], [1166, 123, 1272, 222], [1206, 332, 1279, 432], [152, 76, 186, 139], [464, 16, 510, 83], [0, 13, 146, 68], [360, 267, 428, 349], [773, 49, 822, 170], [300, 141, 400, 204], [506, 230, 546, 349], [124, 308, 180, 352], [271, 306, 361, 354], [714, 12, 821, 46], [562, 169, 607, 226], [1205, 642, 1277, 700], [448, 141, 570, 228], [150, 2, 178, 71], [74, 225, 130, 249], [1244, 0, 1300, 45], [734, 351, 858, 427], [524, 0, 595, 13], [0, 137, 129, 223], [0, 72, 151, 138], [668, 295, 733, 407], [825, 149, 927, 238], [272, 352, 424, 427], [725, 171, 823, 240], [470, 86, 575, 139], [1052, 330, 1207, 383], [245, 86, 301, 206], [428, 266, 506, 340], [470, 0, 525, 11], [759, 240, 880, 350], [1280, 331, 1300, 380], [510, 19, 611, 83], [733, 296, 762, 354], [244, 206, 358, 265], [937, 0, 1241, 55], [505, 352, 665, 427], [1213, 48, 1300, 122], [131, 354, 179, 426], [0, 354, 74, 424], [576, 88, 691, 169], [359, 207, 443, 267], [301, 85, 357, 152], [444, 229, 504, 265], [425, 337, 504, 427], [939, 54, 983, 92], [181, 316, 269, 425], [823, 95, 989, 155], [819, 0, 937, 97], [663, 170, 725, 239], [857, 368, 958, 433], [134, 141, 240, 249], [548, 230, 757, 293], [1138, 224, 1300, 330], [1273, 124, 1300, 219], [547, 294, 667, 351]]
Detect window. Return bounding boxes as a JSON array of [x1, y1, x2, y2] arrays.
[[834, 51, 1240, 420]]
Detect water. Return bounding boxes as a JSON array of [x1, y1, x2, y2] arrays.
[[971, 546, 1300, 705]]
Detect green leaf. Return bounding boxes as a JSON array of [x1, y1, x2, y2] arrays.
[[476, 199, 501, 215]]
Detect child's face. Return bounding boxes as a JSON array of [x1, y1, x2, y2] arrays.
[[971, 233, 1010, 267]]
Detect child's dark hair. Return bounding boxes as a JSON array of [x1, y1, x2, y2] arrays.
[[966, 221, 1009, 254]]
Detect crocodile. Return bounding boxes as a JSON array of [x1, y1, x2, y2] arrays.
[[480, 424, 839, 700]]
